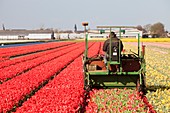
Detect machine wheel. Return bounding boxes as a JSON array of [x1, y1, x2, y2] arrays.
[[84, 79, 88, 90], [136, 79, 142, 92], [136, 76, 146, 95], [84, 78, 92, 92], [136, 80, 144, 97]]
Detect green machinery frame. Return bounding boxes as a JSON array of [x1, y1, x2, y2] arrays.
[[83, 24, 146, 92]]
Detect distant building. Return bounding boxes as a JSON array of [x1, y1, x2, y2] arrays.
[[0, 29, 55, 40], [88, 28, 142, 39], [0, 30, 28, 40], [26, 30, 54, 40]]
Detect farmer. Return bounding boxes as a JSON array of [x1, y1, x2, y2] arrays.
[[103, 32, 123, 64]]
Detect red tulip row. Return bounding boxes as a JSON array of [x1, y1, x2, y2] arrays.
[[15, 57, 84, 113], [0, 43, 77, 69], [0, 42, 94, 112], [0, 42, 74, 54], [0, 42, 84, 83], [15, 42, 101, 112], [0, 42, 74, 61], [142, 96, 156, 113], [88, 42, 101, 57], [0, 57, 9, 62]]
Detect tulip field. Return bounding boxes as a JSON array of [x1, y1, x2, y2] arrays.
[[123, 42, 170, 113], [0, 41, 169, 113]]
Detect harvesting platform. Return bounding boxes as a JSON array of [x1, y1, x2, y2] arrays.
[[82, 24, 146, 94]]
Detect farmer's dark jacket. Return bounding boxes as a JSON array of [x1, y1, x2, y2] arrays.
[[103, 37, 123, 54]]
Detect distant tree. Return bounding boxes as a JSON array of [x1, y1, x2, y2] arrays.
[[143, 24, 152, 33], [54, 29, 59, 33], [45, 28, 53, 31], [39, 28, 44, 30], [136, 25, 143, 31], [150, 22, 165, 37], [39, 24, 45, 30], [59, 30, 73, 33], [74, 24, 77, 33], [2, 24, 5, 30]]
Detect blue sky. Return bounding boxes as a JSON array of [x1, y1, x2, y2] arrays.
[[0, 0, 170, 31]]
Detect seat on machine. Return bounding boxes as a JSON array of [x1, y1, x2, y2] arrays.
[[106, 44, 120, 62]]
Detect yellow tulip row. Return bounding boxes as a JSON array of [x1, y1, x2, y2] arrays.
[[146, 89, 170, 113], [144, 45, 170, 112], [123, 42, 170, 112], [121, 38, 170, 42], [145, 46, 170, 88], [123, 43, 170, 88]]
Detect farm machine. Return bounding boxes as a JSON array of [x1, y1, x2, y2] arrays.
[[82, 22, 146, 94]]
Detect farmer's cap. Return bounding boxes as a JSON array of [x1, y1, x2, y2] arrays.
[[109, 32, 117, 38]]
